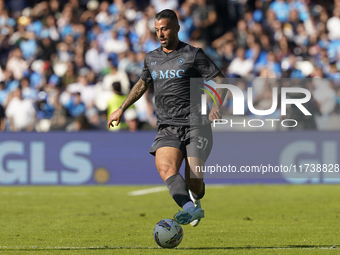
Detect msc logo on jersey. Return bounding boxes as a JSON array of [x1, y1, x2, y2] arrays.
[[177, 58, 185, 65], [152, 69, 185, 80]]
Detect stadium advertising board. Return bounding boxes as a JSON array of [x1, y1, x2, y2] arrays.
[[0, 132, 340, 185]]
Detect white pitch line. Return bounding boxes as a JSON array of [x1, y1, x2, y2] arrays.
[[128, 186, 168, 196]]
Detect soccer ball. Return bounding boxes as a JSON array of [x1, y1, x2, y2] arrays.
[[153, 218, 183, 248]]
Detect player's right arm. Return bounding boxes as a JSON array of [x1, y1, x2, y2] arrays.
[[107, 78, 150, 128]]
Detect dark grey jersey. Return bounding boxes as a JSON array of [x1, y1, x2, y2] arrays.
[[140, 41, 221, 126]]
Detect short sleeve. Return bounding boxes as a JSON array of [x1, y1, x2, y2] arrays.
[[194, 48, 221, 81], [139, 58, 152, 84]]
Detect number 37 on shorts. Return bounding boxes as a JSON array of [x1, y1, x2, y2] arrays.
[[196, 136, 209, 151]]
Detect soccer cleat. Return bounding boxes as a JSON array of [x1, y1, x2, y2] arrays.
[[173, 207, 204, 225], [189, 190, 202, 227]]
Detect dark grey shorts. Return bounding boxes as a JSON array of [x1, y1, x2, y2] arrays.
[[149, 124, 213, 162]]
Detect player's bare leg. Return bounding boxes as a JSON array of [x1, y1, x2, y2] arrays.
[[155, 147, 183, 181], [185, 157, 205, 226], [155, 147, 193, 209], [155, 147, 204, 225]]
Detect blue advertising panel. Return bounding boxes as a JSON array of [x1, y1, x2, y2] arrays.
[[206, 132, 340, 184], [0, 132, 158, 185], [0, 131, 339, 185]]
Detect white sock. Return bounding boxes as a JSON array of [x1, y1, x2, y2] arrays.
[[182, 201, 195, 211]]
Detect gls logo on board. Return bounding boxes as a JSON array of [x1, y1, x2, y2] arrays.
[[0, 141, 93, 185], [152, 69, 185, 80]]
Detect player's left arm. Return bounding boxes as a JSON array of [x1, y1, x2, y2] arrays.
[[209, 73, 229, 121]]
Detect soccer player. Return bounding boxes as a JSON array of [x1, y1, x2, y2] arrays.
[[108, 9, 227, 226]]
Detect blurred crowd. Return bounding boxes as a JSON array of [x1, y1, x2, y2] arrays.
[[0, 0, 339, 132]]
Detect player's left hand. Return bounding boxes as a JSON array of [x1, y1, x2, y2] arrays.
[[209, 106, 222, 121], [107, 108, 123, 129]]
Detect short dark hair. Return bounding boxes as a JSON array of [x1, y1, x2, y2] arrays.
[[155, 9, 178, 25], [112, 81, 122, 93]]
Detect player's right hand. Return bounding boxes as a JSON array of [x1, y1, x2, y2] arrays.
[[209, 106, 222, 122], [107, 108, 123, 129]]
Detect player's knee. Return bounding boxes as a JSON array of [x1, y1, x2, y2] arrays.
[[157, 164, 178, 180]]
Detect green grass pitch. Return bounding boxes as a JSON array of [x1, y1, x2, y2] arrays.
[[1, 185, 340, 254]]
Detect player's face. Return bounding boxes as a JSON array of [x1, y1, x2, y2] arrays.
[[155, 18, 179, 49]]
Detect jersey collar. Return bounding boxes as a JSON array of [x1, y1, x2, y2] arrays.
[[161, 41, 183, 56]]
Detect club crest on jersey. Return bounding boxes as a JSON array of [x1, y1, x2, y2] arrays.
[[151, 70, 158, 79], [177, 58, 185, 65]]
